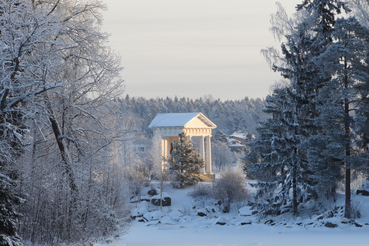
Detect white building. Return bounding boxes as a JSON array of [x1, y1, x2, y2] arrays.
[[149, 112, 216, 179]]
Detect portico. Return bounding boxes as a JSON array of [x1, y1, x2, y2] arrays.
[[149, 112, 217, 176]]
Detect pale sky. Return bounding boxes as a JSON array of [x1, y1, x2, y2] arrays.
[[101, 0, 299, 100]]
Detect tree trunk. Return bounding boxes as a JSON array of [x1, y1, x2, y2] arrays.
[[292, 165, 298, 216], [44, 93, 79, 199], [343, 59, 351, 219]]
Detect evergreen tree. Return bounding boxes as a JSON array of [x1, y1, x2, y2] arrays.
[[246, 87, 310, 216], [168, 132, 204, 188], [214, 130, 228, 144], [314, 16, 369, 217]]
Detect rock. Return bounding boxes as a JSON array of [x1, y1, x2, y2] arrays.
[[148, 188, 158, 196], [356, 190, 369, 196], [324, 222, 338, 228], [151, 193, 171, 207], [239, 206, 253, 216], [240, 221, 252, 225], [265, 219, 274, 225], [317, 215, 324, 220], [160, 216, 175, 225], [216, 216, 227, 225], [351, 221, 363, 227], [326, 211, 334, 218], [143, 211, 164, 222], [169, 210, 182, 221], [131, 206, 148, 219], [197, 212, 207, 217], [357, 181, 369, 196]]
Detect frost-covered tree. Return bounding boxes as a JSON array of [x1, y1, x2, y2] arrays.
[[168, 132, 204, 188], [313, 16, 369, 217], [246, 86, 311, 216], [1, 0, 125, 243], [255, 0, 355, 215]]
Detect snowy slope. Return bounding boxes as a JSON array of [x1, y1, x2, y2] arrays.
[[96, 181, 369, 246]]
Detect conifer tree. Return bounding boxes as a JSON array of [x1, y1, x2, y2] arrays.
[[168, 132, 204, 188], [314, 16, 369, 217], [246, 86, 311, 216]]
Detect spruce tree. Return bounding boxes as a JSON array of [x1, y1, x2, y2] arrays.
[[168, 132, 204, 188], [247, 87, 311, 216]]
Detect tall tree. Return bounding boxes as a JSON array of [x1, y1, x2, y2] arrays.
[[314, 16, 369, 217], [1, 0, 124, 243], [247, 86, 311, 216]]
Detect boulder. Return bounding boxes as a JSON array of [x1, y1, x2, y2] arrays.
[[150, 193, 171, 207], [357, 181, 369, 196], [324, 222, 338, 228], [356, 190, 369, 196], [240, 221, 252, 225], [197, 208, 207, 217], [148, 188, 158, 196], [143, 211, 164, 222], [197, 212, 207, 217], [239, 206, 253, 216], [216, 216, 227, 225]]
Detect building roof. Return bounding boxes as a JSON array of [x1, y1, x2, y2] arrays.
[[148, 112, 216, 129]]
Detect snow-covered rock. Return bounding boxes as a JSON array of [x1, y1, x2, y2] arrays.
[[143, 211, 164, 222], [357, 181, 369, 196], [160, 216, 175, 225], [131, 205, 149, 219], [239, 206, 253, 216], [215, 216, 227, 225], [151, 192, 172, 206], [197, 208, 207, 217], [169, 210, 182, 221]]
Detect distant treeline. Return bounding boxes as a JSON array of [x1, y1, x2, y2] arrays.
[[112, 95, 268, 137]]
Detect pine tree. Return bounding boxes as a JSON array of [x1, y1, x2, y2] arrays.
[[314, 16, 369, 217], [168, 132, 204, 188]]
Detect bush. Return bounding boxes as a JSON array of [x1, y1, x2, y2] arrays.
[[212, 167, 249, 213], [189, 184, 212, 199]]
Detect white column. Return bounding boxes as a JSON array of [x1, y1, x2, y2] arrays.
[[161, 137, 166, 171], [199, 136, 205, 174], [205, 135, 212, 174], [166, 138, 171, 157]]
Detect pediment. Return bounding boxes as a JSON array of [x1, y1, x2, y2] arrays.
[[185, 113, 216, 129], [149, 112, 216, 129]]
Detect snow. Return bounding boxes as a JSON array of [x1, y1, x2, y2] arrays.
[[148, 113, 201, 128], [96, 181, 369, 246]]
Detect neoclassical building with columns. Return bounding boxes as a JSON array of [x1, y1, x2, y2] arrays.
[[149, 112, 216, 179]]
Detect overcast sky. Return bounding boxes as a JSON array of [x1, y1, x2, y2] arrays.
[[101, 0, 299, 100]]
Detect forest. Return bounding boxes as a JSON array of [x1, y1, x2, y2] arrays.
[[2, 0, 369, 245]]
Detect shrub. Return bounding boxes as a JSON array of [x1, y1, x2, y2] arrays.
[[189, 184, 212, 199], [212, 167, 249, 213]]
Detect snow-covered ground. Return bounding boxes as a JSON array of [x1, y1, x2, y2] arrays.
[[97, 181, 369, 246]]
